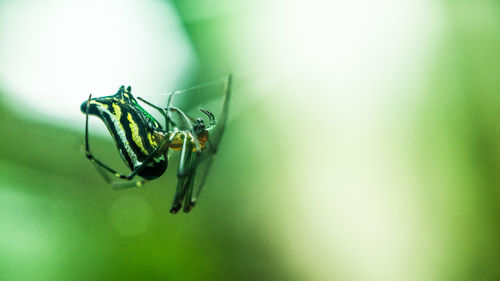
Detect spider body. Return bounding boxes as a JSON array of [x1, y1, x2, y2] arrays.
[[80, 86, 169, 180], [80, 76, 231, 214]]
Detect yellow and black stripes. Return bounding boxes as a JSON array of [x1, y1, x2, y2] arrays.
[[80, 86, 168, 180]]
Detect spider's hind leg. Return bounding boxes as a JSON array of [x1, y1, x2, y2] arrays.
[[93, 163, 146, 189]]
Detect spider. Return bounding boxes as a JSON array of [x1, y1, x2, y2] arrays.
[[80, 76, 231, 213]]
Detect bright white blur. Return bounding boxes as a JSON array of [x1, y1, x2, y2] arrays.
[[0, 0, 195, 129]]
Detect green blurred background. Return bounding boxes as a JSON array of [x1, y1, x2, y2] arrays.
[[1, 0, 500, 280]]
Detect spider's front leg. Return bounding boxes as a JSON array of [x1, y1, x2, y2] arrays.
[[170, 132, 198, 213]]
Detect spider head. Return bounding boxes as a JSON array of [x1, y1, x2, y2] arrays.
[[193, 117, 206, 134]]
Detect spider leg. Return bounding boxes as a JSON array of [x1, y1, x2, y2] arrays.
[[168, 107, 217, 212], [93, 163, 146, 189], [182, 151, 201, 213], [171, 134, 202, 213], [165, 93, 177, 132], [162, 106, 202, 213], [137, 96, 176, 131], [170, 132, 196, 213]]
